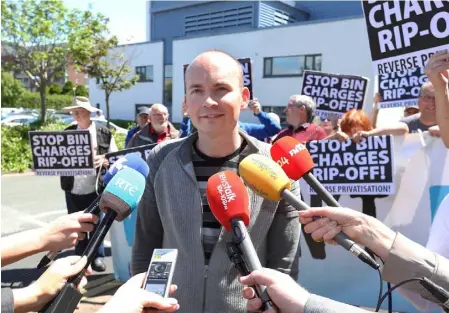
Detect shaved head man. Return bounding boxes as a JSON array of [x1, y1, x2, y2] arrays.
[[132, 50, 301, 313], [184, 50, 249, 155]]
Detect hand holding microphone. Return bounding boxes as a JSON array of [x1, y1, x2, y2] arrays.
[[206, 171, 275, 312], [39, 213, 99, 253], [240, 268, 310, 313], [12, 256, 90, 313], [299, 206, 396, 261], [37, 153, 149, 269], [238, 154, 379, 270], [40, 166, 148, 313]]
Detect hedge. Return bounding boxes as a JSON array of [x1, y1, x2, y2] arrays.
[[18, 92, 73, 110]]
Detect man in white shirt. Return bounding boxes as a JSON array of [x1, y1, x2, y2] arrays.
[[60, 97, 118, 272]]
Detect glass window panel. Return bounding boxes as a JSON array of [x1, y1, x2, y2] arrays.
[[264, 58, 272, 76], [271, 56, 304, 76], [145, 66, 153, 81], [314, 55, 322, 71], [305, 56, 314, 70]]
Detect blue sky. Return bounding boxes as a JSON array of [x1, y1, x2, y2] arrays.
[[63, 0, 147, 44]]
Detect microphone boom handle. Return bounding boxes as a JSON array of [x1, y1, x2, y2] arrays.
[[69, 210, 117, 286], [304, 173, 340, 207], [281, 189, 379, 270], [231, 219, 276, 312]]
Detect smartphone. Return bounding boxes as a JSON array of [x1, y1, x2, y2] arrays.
[[142, 249, 178, 297]]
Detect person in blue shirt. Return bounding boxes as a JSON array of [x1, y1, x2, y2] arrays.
[[179, 98, 281, 141], [125, 107, 151, 147]]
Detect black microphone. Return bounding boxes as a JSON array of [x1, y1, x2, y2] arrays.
[[39, 167, 147, 313], [36, 194, 102, 269], [227, 242, 268, 305], [206, 171, 276, 312], [420, 277, 449, 312]]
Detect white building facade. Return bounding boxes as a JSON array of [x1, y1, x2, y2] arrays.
[[89, 17, 397, 124], [88, 41, 164, 121]]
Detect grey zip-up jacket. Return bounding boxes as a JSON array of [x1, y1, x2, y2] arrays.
[[131, 130, 301, 313]]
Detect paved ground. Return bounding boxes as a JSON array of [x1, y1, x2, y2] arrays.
[[1, 174, 119, 313], [1, 173, 393, 313]]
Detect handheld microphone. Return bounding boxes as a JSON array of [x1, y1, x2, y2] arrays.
[[226, 242, 266, 303], [39, 167, 147, 313], [37, 154, 150, 269], [206, 171, 275, 312], [270, 136, 339, 206], [420, 278, 449, 312], [36, 196, 102, 269], [239, 154, 379, 270]]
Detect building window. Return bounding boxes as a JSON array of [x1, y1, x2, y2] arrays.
[[164, 65, 172, 106], [135, 65, 154, 82], [96, 77, 100, 84], [263, 54, 322, 78]]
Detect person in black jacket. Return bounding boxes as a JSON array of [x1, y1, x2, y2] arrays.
[[60, 97, 118, 272]]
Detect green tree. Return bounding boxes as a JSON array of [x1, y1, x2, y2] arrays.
[[71, 35, 138, 126], [48, 83, 62, 95], [75, 84, 89, 97], [1, 0, 110, 123], [62, 81, 75, 95], [1, 70, 26, 107]]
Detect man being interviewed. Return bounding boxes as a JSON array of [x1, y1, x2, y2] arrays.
[[131, 50, 301, 313]]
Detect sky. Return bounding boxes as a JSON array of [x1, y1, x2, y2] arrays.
[[63, 0, 148, 44]]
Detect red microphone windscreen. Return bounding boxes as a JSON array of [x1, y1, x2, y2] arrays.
[[206, 170, 250, 231], [270, 136, 314, 181]]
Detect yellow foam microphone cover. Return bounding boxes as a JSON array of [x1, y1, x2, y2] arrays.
[[239, 154, 291, 201]]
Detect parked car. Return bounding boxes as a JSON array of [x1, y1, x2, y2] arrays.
[[0, 114, 39, 126]]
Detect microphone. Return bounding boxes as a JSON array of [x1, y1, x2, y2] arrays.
[[239, 154, 380, 270], [419, 278, 449, 312], [37, 154, 150, 269], [226, 242, 266, 304], [39, 167, 147, 313], [36, 196, 102, 269], [271, 136, 339, 206], [206, 171, 275, 312]]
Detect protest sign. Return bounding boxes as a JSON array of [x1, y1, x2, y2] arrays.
[[377, 67, 428, 109], [29, 130, 95, 176], [362, 0, 449, 75], [106, 144, 157, 165], [301, 70, 369, 119], [183, 58, 253, 98], [306, 135, 394, 195], [298, 134, 449, 313]]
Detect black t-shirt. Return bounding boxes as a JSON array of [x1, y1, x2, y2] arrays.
[[400, 113, 435, 133]]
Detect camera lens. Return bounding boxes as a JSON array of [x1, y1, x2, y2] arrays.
[[154, 263, 166, 273]]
